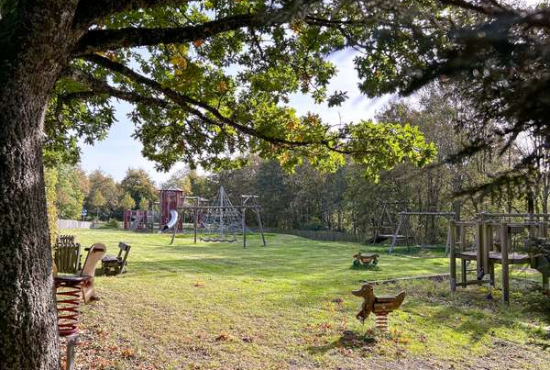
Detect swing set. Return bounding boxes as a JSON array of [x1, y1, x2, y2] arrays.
[[388, 211, 456, 253], [372, 200, 455, 253], [370, 201, 412, 244]]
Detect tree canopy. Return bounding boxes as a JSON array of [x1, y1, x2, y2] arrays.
[[35, 0, 455, 180], [120, 168, 158, 208]]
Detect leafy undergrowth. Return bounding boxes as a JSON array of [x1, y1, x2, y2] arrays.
[[63, 230, 550, 369]]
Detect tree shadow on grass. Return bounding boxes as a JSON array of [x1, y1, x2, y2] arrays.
[[401, 281, 550, 345]]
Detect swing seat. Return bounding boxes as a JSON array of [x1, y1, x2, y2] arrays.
[[200, 237, 237, 243]]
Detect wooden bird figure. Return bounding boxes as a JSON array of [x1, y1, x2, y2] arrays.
[[352, 284, 406, 329]]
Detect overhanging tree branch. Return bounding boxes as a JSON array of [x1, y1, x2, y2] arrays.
[[82, 54, 357, 153], [74, 0, 186, 27], [73, 0, 319, 55], [441, 0, 550, 29], [440, 0, 509, 16]]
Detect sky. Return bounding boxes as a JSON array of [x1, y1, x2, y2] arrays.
[[79, 49, 395, 183]]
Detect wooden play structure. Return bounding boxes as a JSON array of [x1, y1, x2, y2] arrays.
[[352, 252, 379, 269], [449, 213, 550, 303], [123, 209, 154, 231], [101, 242, 131, 276], [159, 187, 185, 230], [122, 186, 266, 247], [123, 188, 183, 231], [352, 283, 406, 332]]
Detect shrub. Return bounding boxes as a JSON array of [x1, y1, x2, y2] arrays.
[[103, 219, 120, 229]]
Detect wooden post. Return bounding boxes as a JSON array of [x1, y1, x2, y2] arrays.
[[486, 223, 494, 251], [242, 207, 247, 248], [220, 189, 224, 239], [445, 223, 451, 256], [489, 263, 495, 287], [450, 220, 457, 292], [404, 214, 411, 252], [255, 207, 266, 247], [500, 222, 510, 304], [170, 218, 178, 245], [193, 207, 198, 244], [475, 221, 484, 284], [483, 223, 491, 278], [460, 224, 467, 287], [390, 215, 402, 254], [66, 335, 78, 370]]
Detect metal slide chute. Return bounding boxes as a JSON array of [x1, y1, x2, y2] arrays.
[[160, 209, 178, 232]]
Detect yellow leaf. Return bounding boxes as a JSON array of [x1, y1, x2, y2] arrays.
[[193, 39, 205, 48]]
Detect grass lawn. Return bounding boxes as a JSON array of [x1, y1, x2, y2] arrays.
[[64, 229, 550, 370]]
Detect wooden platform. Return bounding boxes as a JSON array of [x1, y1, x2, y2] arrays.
[[457, 251, 532, 264], [378, 234, 414, 239]]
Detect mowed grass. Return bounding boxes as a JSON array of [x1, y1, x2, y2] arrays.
[[65, 229, 550, 370]]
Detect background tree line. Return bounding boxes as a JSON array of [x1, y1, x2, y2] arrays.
[[46, 85, 550, 244]]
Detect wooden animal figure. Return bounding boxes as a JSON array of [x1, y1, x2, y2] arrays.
[[352, 283, 406, 331], [353, 252, 379, 266]]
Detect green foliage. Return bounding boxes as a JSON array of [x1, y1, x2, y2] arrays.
[[160, 169, 192, 194], [55, 164, 88, 219], [120, 169, 157, 209], [301, 216, 325, 231], [343, 120, 436, 182], [85, 170, 119, 217], [89, 190, 106, 219], [102, 219, 120, 229], [119, 192, 136, 211]]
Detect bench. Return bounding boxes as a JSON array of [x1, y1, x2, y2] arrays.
[[101, 242, 131, 276]]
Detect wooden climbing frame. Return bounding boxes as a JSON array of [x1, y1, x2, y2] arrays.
[[449, 214, 550, 304]]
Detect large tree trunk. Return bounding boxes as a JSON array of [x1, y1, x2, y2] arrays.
[[0, 77, 60, 370], [0, 1, 80, 368]]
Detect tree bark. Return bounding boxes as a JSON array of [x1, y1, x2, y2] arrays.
[[0, 1, 81, 368], [0, 80, 60, 370]]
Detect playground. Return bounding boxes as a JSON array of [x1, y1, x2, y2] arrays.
[[65, 229, 549, 370]]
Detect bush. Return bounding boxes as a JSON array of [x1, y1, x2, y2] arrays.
[[103, 219, 120, 229], [301, 217, 325, 231]]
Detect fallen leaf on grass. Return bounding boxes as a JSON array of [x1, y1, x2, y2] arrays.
[[241, 336, 254, 343], [121, 348, 135, 358], [215, 332, 233, 341]]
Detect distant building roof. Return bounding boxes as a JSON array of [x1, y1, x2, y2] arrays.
[[160, 187, 183, 192]]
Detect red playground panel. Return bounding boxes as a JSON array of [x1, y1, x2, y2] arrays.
[[159, 188, 185, 230]]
